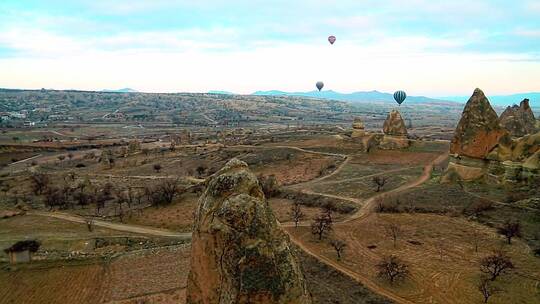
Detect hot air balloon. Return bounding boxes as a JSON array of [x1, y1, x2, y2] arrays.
[[393, 90, 407, 106], [328, 35, 336, 45], [316, 81, 324, 91]]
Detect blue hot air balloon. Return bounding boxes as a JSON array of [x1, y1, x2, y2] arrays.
[[316, 81, 324, 91], [393, 90, 407, 106]]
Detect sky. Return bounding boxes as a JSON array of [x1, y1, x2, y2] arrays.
[[0, 0, 539, 96]]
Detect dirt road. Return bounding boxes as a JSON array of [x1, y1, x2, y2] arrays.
[[284, 151, 449, 304], [231, 144, 348, 159], [346, 152, 448, 222], [29, 211, 192, 239], [288, 232, 416, 304]]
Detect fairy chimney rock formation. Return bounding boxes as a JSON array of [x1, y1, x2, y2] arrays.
[[351, 116, 366, 137], [383, 110, 407, 136], [450, 88, 507, 159], [499, 99, 537, 137], [352, 117, 365, 130], [187, 158, 312, 304]]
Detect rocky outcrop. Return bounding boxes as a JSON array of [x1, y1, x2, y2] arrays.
[[499, 99, 537, 137], [378, 136, 410, 150], [379, 110, 410, 149], [383, 110, 407, 136], [352, 117, 365, 130], [444, 89, 540, 185], [487, 131, 540, 162], [187, 158, 312, 304], [351, 116, 366, 138], [450, 88, 508, 159]]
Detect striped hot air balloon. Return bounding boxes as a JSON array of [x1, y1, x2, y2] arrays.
[[316, 81, 324, 91], [328, 35, 336, 45], [393, 90, 407, 106]]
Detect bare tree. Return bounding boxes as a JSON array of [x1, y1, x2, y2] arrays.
[[311, 214, 333, 240], [330, 239, 347, 260], [480, 250, 514, 281], [434, 238, 445, 260], [30, 172, 50, 195], [107, 156, 115, 169], [289, 202, 305, 228], [114, 188, 127, 216], [471, 227, 481, 254], [376, 255, 409, 284], [477, 278, 500, 303], [196, 165, 206, 177], [145, 179, 183, 207], [498, 220, 521, 245], [384, 222, 402, 248], [85, 217, 94, 232], [158, 179, 182, 205], [322, 204, 334, 223], [372, 176, 388, 192], [74, 181, 90, 207]]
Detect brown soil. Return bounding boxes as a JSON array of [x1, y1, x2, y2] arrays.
[[288, 213, 540, 304]]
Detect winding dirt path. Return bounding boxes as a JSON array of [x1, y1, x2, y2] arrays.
[[29, 211, 191, 239], [288, 232, 416, 304], [346, 152, 448, 222], [284, 151, 449, 304], [230, 144, 348, 159]]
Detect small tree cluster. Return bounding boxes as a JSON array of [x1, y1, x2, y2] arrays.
[[144, 179, 183, 207], [30, 172, 50, 195], [372, 176, 389, 192]]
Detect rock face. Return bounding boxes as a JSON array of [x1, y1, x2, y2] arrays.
[[187, 158, 312, 304], [450, 88, 507, 159], [443, 89, 540, 185], [499, 99, 537, 137], [378, 136, 410, 150], [352, 117, 365, 130], [351, 116, 366, 138], [383, 110, 407, 136]]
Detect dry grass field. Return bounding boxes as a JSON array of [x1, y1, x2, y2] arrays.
[[0, 260, 106, 304], [288, 213, 540, 304], [0, 215, 138, 259], [123, 193, 199, 232]]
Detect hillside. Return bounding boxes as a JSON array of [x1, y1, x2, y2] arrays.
[[252, 90, 456, 105]]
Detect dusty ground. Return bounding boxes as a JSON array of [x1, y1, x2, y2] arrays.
[[269, 198, 347, 224], [123, 193, 199, 232], [0, 215, 139, 259], [288, 213, 540, 304], [0, 259, 106, 304], [102, 245, 190, 303]]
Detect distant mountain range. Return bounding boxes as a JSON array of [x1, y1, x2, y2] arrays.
[[101, 88, 138, 93], [207, 90, 234, 95], [440, 92, 540, 107], [251, 90, 455, 105]]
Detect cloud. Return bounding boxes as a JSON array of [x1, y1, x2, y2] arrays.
[[0, 0, 539, 95], [514, 29, 540, 38]]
